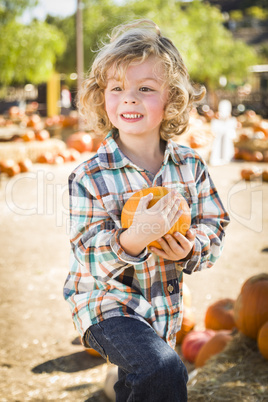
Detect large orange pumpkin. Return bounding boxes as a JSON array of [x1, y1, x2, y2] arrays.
[[257, 321, 268, 360], [234, 273, 268, 339], [195, 330, 232, 368], [121, 186, 191, 249], [205, 298, 236, 331]]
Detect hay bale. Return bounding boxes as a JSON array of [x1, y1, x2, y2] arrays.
[[187, 333, 268, 402], [0, 139, 66, 163]]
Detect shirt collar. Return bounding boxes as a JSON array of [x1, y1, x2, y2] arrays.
[[98, 130, 186, 170], [98, 130, 133, 169], [165, 139, 187, 166]]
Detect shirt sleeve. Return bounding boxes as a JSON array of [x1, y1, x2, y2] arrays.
[[68, 171, 150, 283], [176, 159, 230, 274]]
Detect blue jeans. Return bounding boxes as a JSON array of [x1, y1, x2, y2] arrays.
[[84, 316, 188, 401]]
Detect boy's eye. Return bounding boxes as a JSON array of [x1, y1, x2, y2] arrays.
[[111, 87, 122, 91], [139, 87, 153, 92]]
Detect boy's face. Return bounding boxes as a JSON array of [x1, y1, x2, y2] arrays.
[[104, 56, 169, 140]]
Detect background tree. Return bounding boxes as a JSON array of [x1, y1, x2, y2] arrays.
[[0, 0, 38, 23], [173, 1, 258, 88], [0, 0, 66, 86], [50, 0, 259, 89]]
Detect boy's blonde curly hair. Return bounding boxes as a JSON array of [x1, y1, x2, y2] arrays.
[[78, 19, 206, 140]]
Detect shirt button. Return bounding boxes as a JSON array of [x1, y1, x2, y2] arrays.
[[167, 284, 174, 293]]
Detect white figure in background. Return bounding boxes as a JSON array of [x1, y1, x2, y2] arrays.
[[209, 100, 237, 166]]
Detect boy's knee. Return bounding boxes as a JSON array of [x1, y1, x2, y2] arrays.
[[125, 350, 188, 401], [158, 351, 188, 386]]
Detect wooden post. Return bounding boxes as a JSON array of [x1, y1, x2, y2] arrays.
[[47, 72, 60, 117]]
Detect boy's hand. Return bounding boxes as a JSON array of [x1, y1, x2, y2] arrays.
[[119, 190, 183, 257], [149, 229, 196, 261], [130, 190, 183, 245]]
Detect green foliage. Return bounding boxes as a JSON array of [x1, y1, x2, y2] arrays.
[[0, 20, 65, 85], [46, 14, 76, 74], [245, 6, 268, 19], [259, 43, 268, 60], [0, 0, 37, 23], [229, 10, 244, 21], [242, 0, 268, 10], [170, 1, 257, 88], [43, 0, 259, 89]]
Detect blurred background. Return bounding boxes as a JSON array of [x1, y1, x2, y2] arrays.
[[1, 0, 268, 165], [0, 1, 268, 401]]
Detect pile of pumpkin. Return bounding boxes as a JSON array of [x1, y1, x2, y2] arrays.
[[240, 166, 268, 182], [234, 110, 268, 162], [0, 106, 78, 131], [0, 129, 79, 177], [35, 131, 102, 164], [177, 273, 268, 368], [0, 131, 103, 178]]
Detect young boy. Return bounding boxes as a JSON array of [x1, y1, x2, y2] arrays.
[[64, 19, 230, 401]]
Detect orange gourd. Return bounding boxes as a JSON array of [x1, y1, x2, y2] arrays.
[[205, 298, 236, 331], [234, 273, 268, 339], [257, 321, 268, 360], [121, 186, 191, 249], [195, 330, 232, 368]]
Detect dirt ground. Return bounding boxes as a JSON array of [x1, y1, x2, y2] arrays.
[[0, 155, 267, 402]]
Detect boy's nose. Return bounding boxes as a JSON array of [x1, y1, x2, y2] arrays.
[[124, 98, 137, 104], [123, 90, 138, 104], [124, 96, 137, 104]]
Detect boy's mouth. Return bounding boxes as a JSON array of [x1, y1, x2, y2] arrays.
[[121, 113, 143, 121]]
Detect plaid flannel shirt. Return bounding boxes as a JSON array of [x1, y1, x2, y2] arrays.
[[63, 130, 230, 348]]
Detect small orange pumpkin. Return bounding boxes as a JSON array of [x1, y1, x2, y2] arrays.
[[26, 114, 41, 128], [234, 273, 268, 339], [181, 329, 216, 363], [262, 170, 268, 182], [205, 298, 236, 331], [240, 167, 261, 181], [195, 330, 232, 367], [36, 152, 54, 164], [22, 130, 35, 142], [257, 321, 268, 360], [85, 348, 103, 358], [121, 186, 191, 249], [68, 148, 80, 162], [35, 129, 50, 141], [66, 132, 93, 153], [182, 282, 192, 308], [0, 159, 21, 176], [18, 158, 32, 173], [176, 307, 195, 344]]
